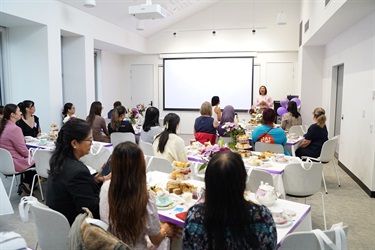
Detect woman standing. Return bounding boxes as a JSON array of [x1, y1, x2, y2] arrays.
[[281, 101, 302, 131], [100, 142, 176, 249], [140, 107, 163, 143], [211, 96, 221, 121], [194, 101, 218, 145], [108, 105, 135, 135], [86, 101, 110, 143], [183, 151, 277, 249], [46, 119, 109, 225], [253, 85, 274, 109], [16, 100, 41, 137], [0, 104, 36, 195], [296, 107, 328, 158], [217, 105, 235, 137], [252, 108, 290, 155], [152, 113, 187, 163]]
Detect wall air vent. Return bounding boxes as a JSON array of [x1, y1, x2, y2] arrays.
[[304, 20, 309, 33], [325, 0, 331, 6]]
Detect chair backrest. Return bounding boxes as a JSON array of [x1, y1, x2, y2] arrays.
[[139, 140, 154, 156], [255, 142, 284, 154], [0, 148, 16, 175], [319, 135, 339, 162], [110, 132, 136, 148], [279, 225, 348, 250], [190, 162, 205, 182], [288, 125, 305, 136], [80, 147, 111, 172], [147, 156, 173, 173], [283, 162, 323, 196], [29, 201, 70, 250], [33, 150, 52, 179], [246, 169, 274, 192], [301, 125, 308, 133]]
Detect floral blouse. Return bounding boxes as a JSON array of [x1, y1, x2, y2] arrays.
[[182, 203, 277, 250]]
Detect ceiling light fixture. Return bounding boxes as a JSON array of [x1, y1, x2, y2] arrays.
[[173, 32, 177, 37], [212, 30, 216, 36], [136, 20, 145, 31], [84, 0, 96, 8], [277, 11, 287, 25]]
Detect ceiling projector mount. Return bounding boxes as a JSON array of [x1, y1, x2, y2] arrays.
[[129, 0, 166, 20]]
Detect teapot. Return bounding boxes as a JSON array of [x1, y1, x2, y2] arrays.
[[255, 181, 277, 206]]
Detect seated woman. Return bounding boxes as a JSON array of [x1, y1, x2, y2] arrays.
[[0, 104, 36, 195], [62, 102, 76, 123], [296, 107, 328, 158], [183, 151, 277, 249], [140, 106, 163, 143], [86, 101, 110, 143], [100, 142, 176, 249], [281, 101, 302, 131], [194, 101, 218, 145], [252, 108, 290, 155], [217, 105, 235, 137], [46, 118, 110, 225], [16, 100, 41, 138], [152, 113, 188, 163], [107, 105, 135, 135]]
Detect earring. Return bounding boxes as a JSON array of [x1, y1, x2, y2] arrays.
[[74, 146, 76, 149]]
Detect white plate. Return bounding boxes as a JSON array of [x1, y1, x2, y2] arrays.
[[276, 220, 293, 228], [271, 157, 288, 163], [156, 200, 177, 210], [236, 145, 252, 150]]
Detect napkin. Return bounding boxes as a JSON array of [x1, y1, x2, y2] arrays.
[[175, 211, 188, 221]]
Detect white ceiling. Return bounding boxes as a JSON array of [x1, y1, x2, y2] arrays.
[[58, 0, 221, 37]]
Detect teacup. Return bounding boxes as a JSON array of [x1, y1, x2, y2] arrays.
[[156, 191, 169, 205], [40, 139, 47, 145]]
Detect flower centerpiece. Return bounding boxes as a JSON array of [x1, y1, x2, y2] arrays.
[[136, 103, 146, 116], [222, 122, 246, 149], [62, 115, 78, 124], [128, 108, 138, 125], [249, 107, 263, 125], [198, 144, 230, 172]]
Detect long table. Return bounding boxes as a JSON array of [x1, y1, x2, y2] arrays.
[[147, 171, 312, 249]]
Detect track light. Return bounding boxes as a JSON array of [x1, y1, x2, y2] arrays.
[[277, 11, 287, 25], [252, 29, 256, 35], [173, 32, 177, 37], [136, 20, 145, 31], [84, 0, 96, 8], [212, 30, 216, 36]]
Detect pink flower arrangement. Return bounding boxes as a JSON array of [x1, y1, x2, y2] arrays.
[[198, 144, 230, 171], [136, 103, 146, 116]]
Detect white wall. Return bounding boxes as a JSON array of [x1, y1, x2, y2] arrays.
[[322, 11, 375, 190]]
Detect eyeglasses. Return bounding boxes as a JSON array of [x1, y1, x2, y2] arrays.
[[83, 139, 93, 143]]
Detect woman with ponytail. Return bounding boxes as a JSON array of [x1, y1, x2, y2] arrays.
[[152, 113, 187, 163], [107, 105, 134, 135], [46, 118, 110, 225], [16, 100, 41, 137], [296, 107, 328, 158]]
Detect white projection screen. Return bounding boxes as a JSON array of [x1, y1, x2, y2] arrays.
[[163, 57, 254, 111]]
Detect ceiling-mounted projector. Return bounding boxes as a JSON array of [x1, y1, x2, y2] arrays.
[[129, 3, 166, 20]]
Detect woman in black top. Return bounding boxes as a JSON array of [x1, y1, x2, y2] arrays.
[[108, 105, 135, 135], [16, 100, 41, 137]]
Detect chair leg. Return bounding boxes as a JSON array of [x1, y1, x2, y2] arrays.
[[332, 161, 341, 187], [39, 177, 44, 201], [322, 172, 328, 194], [318, 191, 327, 230], [8, 175, 16, 198], [30, 174, 39, 198]]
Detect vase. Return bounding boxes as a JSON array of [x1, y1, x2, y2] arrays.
[[129, 117, 136, 125], [228, 137, 237, 150]]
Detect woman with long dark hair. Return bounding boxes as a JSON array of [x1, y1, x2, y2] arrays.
[[100, 142, 176, 249], [183, 151, 277, 249], [152, 113, 187, 162], [281, 101, 302, 131], [86, 101, 109, 142], [47, 118, 109, 225], [16, 100, 41, 137], [108, 105, 135, 135], [140, 107, 162, 143], [296, 107, 328, 158], [0, 104, 36, 195]]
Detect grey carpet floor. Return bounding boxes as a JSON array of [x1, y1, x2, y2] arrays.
[[1, 136, 374, 249]]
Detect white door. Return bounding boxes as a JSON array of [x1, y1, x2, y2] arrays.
[[131, 64, 154, 108], [334, 64, 344, 154]]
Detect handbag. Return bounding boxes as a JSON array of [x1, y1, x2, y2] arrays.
[[256, 127, 273, 142], [312, 224, 347, 250]]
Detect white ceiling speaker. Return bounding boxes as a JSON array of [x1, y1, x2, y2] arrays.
[[84, 0, 96, 8], [277, 12, 287, 25]]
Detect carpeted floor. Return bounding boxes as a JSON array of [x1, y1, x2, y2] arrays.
[[1, 135, 374, 249]]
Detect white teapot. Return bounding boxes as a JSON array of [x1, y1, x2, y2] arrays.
[[255, 181, 277, 206]]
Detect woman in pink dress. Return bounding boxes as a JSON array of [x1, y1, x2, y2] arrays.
[[0, 104, 36, 195]]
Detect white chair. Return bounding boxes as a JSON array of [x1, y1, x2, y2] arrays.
[[283, 161, 327, 230], [254, 142, 284, 154], [302, 135, 340, 194], [301, 124, 308, 133], [29, 201, 70, 250], [80, 146, 111, 172], [147, 156, 173, 173], [0, 148, 35, 198], [246, 169, 274, 193], [190, 162, 205, 182], [30, 150, 52, 201], [110, 132, 136, 148], [279, 225, 348, 250], [139, 140, 154, 156], [288, 125, 305, 136]]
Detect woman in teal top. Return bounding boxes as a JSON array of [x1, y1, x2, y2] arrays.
[[252, 108, 290, 155]]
